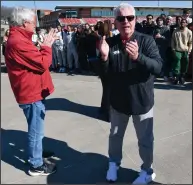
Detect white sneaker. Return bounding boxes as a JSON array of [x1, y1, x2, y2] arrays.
[[132, 170, 156, 184], [106, 162, 119, 182]]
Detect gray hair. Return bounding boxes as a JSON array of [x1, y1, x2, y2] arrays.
[[114, 3, 136, 17], [8, 7, 35, 26]]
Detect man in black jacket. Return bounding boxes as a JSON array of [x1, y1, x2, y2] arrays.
[[143, 14, 155, 36], [98, 3, 162, 184], [75, 26, 88, 72], [153, 17, 170, 78]]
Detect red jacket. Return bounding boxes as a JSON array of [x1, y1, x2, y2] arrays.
[[5, 27, 54, 104]]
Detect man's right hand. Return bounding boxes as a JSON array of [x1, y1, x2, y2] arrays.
[[99, 36, 109, 61], [40, 28, 57, 48]]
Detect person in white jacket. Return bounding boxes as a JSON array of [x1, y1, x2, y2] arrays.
[[32, 27, 44, 49], [52, 25, 66, 72], [63, 25, 79, 73]]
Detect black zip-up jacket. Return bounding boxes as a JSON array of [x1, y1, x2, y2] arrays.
[[142, 23, 155, 36], [99, 31, 163, 115]]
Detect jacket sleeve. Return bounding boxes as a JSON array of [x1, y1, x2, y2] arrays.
[[137, 36, 163, 75], [98, 37, 112, 76], [14, 42, 52, 74]]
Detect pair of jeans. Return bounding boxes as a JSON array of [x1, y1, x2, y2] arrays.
[[19, 100, 45, 168]]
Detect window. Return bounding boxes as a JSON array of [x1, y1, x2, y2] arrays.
[[91, 9, 114, 17], [91, 10, 102, 17], [65, 10, 77, 18]]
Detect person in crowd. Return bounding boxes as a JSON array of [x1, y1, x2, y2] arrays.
[[160, 13, 167, 25], [63, 25, 79, 73], [75, 25, 88, 72], [171, 18, 192, 85], [135, 16, 143, 32], [90, 25, 95, 32], [94, 21, 103, 33], [142, 20, 147, 28], [94, 21, 111, 121], [153, 16, 170, 78], [188, 21, 193, 31], [165, 16, 175, 80], [85, 28, 99, 74], [85, 23, 90, 31], [5, 7, 57, 176], [170, 16, 182, 36], [165, 16, 173, 29], [52, 25, 66, 73], [187, 22, 192, 77], [143, 14, 155, 36], [182, 9, 192, 24], [2, 29, 10, 56], [86, 28, 98, 59], [98, 3, 162, 184], [111, 22, 120, 36], [40, 28, 47, 37], [82, 24, 86, 30], [32, 27, 44, 49], [74, 26, 78, 33]]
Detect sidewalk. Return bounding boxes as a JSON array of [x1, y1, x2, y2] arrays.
[[1, 73, 192, 184]]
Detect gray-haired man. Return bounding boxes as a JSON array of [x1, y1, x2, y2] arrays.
[[99, 3, 162, 184]]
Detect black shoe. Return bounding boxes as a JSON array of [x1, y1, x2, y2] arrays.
[[28, 162, 57, 176], [179, 77, 185, 85], [172, 76, 179, 85], [74, 68, 82, 74], [42, 151, 54, 158]]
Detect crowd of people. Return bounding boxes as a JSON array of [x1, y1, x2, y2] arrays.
[[3, 3, 192, 185], [29, 9, 193, 85]]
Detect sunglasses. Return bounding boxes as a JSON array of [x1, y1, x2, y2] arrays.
[[116, 16, 135, 22]]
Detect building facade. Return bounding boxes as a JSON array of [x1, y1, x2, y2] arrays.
[[38, 5, 191, 28]]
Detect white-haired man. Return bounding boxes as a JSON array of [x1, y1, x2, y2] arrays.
[[5, 7, 57, 176], [99, 3, 163, 184]]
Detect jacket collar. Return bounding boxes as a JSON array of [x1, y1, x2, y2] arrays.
[[10, 26, 34, 40], [119, 31, 136, 41]]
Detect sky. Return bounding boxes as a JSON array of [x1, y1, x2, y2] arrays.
[[1, 1, 192, 10]]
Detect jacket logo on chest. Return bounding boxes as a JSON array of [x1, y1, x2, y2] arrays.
[[113, 50, 120, 55]]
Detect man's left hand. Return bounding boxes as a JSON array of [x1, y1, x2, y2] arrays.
[[155, 33, 162, 38], [125, 39, 139, 61]]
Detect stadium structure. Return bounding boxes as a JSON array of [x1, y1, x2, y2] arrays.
[[37, 5, 192, 28]]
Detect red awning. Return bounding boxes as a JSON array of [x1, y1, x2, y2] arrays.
[[58, 18, 81, 25]]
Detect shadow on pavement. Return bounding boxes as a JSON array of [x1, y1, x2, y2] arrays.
[[1, 128, 161, 184], [154, 82, 192, 91], [45, 98, 109, 122], [1, 65, 7, 73]]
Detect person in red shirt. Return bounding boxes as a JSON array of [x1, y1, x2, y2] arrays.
[[5, 7, 57, 176]]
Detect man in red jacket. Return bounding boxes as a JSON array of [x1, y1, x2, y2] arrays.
[[5, 7, 57, 176]]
